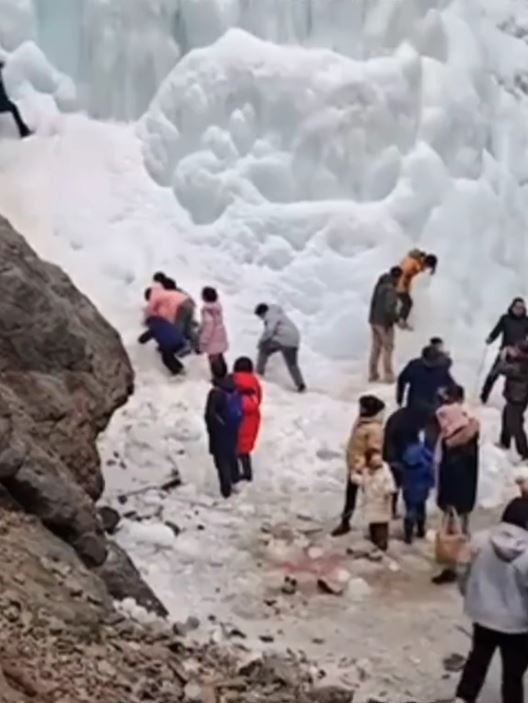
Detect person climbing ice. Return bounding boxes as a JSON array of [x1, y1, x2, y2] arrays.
[[0, 61, 31, 139], [254, 303, 306, 392], [368, 265, 401, 383], [139, 290, 189, 376], [481, 298, 528, 404], [396, 250, 437, 329]]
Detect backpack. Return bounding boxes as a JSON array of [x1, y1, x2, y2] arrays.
[[223, 390, 243, 431]]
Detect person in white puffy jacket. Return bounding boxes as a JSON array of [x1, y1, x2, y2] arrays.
[[254, 303, 306, 392], [455, 498, 528, 703]]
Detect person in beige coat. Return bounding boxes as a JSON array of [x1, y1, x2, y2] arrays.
[[331, 395, 386, 537], [351, 449, 396, 551]]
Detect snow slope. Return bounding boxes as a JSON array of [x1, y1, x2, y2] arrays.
[[0, 0, 526, 686]]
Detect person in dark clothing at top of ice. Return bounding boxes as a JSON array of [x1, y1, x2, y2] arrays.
[[481, 298, 528, 404], [397, 344, 456, 441], [0, 62, 31, 138], [138, 288, 188, 375], [205, 356, 242, 499]]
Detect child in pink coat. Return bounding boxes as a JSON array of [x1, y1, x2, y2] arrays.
[[199, 287, 229, 373]]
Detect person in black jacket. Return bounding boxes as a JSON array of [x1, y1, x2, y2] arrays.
[[0, 62, 31, 138], [397, 345, 456, 441], [496, 342, 528, 459], [383, 406, 421, 518], [205, 357, 241, 498], [368, 266, 401, 383], [481, 298, 528, 404]]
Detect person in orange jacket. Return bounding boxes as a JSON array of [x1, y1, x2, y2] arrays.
[[397, 250, 437, 329]]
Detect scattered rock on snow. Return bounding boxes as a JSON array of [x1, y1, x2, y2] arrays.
[[164, 520, 182, 537], [98, 506, 121, 534], [443, 653, 466, 672], [308, 686, 354, 703], [281, 576, 298, 595], [317, 568, 351, 596], [95, 541, 168, 617]]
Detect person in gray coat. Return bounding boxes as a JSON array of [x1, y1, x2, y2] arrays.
[[455, 497, 528, 703], [368, 266, 401, 383], [254, 304, 306, 392]]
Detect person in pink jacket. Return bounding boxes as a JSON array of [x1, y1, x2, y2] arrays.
[[145, 285, 188, 324], [199, 287, 229, 372]]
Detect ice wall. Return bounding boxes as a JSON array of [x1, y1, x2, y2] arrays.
[[2, 0, 528, 366], [138, 0, 528, 362], [2, 0, 525, 119]]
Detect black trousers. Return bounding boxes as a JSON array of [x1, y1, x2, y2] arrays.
[[208, 353, 226, 376], [481, 353, 501, 403], [341, 481, 358, 524], [501, 402, 528, 459], [457, 624, 528, 703], [213, 450, 240, 498], [239, 454, 252, 481], [1, 101, 31, 137], [398, 292, 413, 322], [369, 522, 389, 551], [160, 348, 184, 375], [257, 343, 305, 390], [175, 300, 198, 350]]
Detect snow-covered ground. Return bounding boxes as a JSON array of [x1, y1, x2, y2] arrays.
[[0, 0, 528, 698]]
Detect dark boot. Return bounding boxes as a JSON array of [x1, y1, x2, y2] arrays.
[[432, 568, 457, 585], [331, 521, 351, 537], [403, 519, 414, 545], [416, 519, 426, 539]]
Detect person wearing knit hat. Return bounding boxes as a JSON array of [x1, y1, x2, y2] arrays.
[[331, 395, 386, 537]]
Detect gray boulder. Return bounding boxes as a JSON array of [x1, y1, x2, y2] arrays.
[[0, 216, 133, 564], [95, 541, 168, 617]]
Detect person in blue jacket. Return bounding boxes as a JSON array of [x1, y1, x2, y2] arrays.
[[396, 344, 456, 440], [400, 428, 435, 544], [139, 289, 188, 375]]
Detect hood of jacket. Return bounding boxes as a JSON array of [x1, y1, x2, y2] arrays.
[[490, 523, 528, 563], [212, 375, 236, 393], [377, 273, 393, 287], [265, 304, 283, 319], [203, 301, 223, 317], [420, 353, 446, 370], [233, 371, 260, 394], [357, 411, 384, 426], [508, 298, 526, 318]]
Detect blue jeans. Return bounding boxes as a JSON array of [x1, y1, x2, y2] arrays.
[[404, 498, 426, 526]]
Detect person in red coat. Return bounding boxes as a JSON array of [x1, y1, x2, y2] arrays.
[[233, 357, 262, 481]]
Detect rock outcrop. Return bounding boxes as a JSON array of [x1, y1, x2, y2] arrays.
[[0, 215, 133, 565]]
